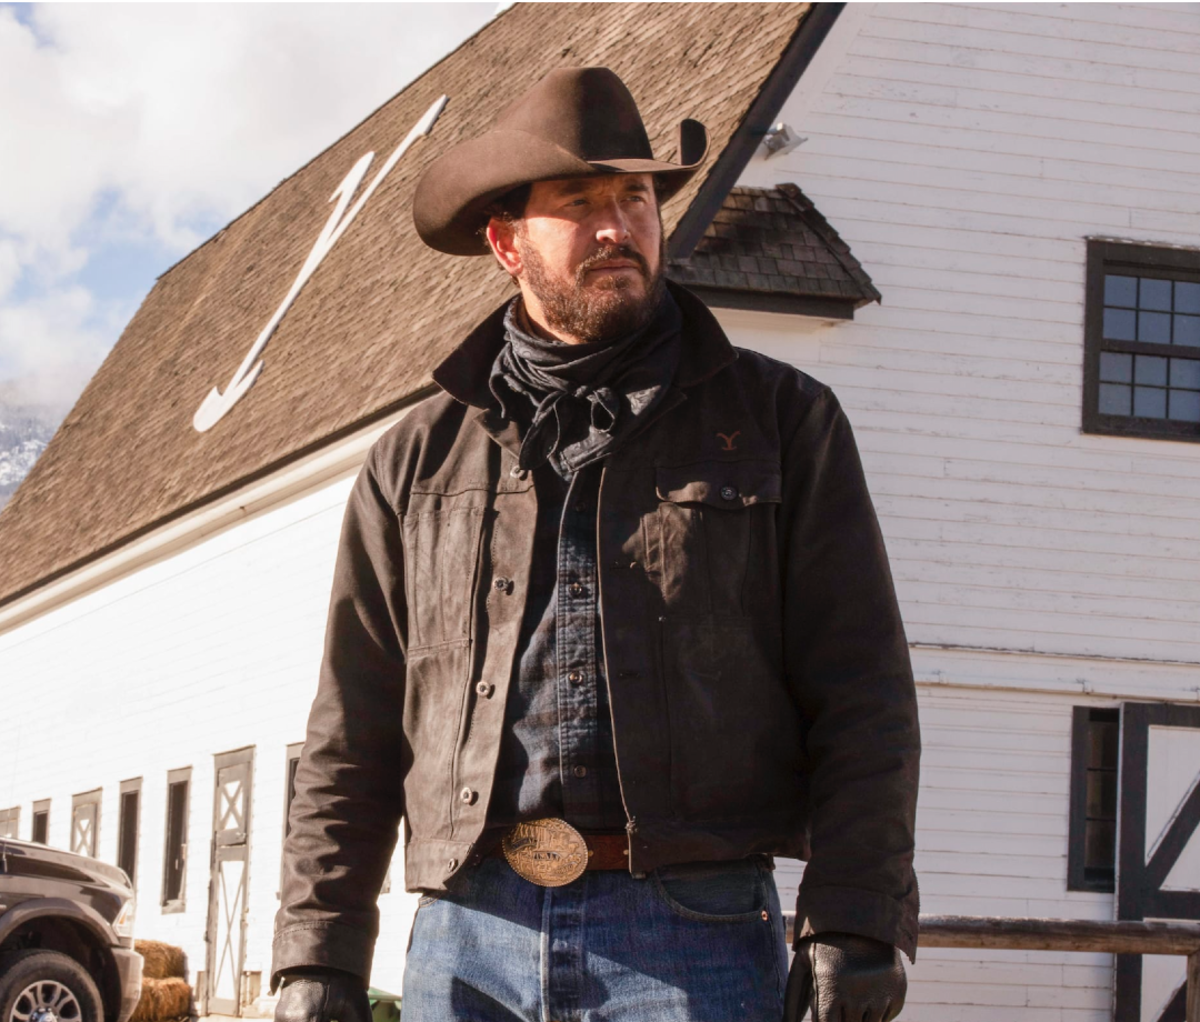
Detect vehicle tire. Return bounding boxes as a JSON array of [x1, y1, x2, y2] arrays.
[[0, 950, 104, 1022]]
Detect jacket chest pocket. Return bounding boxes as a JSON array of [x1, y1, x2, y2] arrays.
[[653, 460, 782, 615], [403, 504, 488, 651]]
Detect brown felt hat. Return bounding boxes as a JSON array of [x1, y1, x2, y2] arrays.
[[413, 67, 708, 256]]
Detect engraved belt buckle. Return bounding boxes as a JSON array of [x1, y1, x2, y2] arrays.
[[501, 817, 589, 887]]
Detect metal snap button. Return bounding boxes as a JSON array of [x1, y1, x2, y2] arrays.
[[494, 577, 511, 591], [569, 582, 584, 596], [447, 858, 458, 871], [720, 485, 738, 501], [476, 681, 493, 697], [460, 787, 475, 804], [568, 671, 582, 684], [573, 765, 587, 778]]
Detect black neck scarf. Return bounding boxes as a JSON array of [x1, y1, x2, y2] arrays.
[[488, 290, 683, 477]]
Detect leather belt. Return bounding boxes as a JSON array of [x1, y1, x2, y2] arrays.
[[487, 818, 628, 885]]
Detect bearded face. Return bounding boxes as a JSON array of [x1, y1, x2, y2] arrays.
[[487, 173, 667, 345], [514, 226, 666, 344]]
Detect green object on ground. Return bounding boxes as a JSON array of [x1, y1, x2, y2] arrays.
[[368, 987, 401, 1022]]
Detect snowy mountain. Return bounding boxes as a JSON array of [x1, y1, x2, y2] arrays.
[[0, 387, 67, 512]]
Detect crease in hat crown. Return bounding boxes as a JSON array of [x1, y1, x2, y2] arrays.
[[413, 67, 708, 256]]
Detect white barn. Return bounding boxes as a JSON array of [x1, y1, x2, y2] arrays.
[[1, 5, 1197, 1021]]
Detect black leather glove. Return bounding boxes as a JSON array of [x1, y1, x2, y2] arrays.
[[783, 932, 906, 1022], [274, 967, 372, 1022]]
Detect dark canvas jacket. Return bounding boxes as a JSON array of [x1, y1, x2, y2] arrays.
[[272, 283, 921, 984]]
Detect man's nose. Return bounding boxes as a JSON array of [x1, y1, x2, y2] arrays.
[[593, 198, 631, 245]]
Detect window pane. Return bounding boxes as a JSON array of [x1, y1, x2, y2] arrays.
[[1169, 390, 1200, 423], [1088, 719, 1119, 769], [1099, 352, 1132, 383], [32, 812, 48, 844], [1138, 310, 1172, 344], [1085, 819, 1116, 870], [1175, 314, 1200, 348], [1083, 769, 1117, 822], [118, 791, 139, 883], [1177, 281, 1200, 315], [1134, 386, 1167, 418], [1104, 274, 1137, 307], [1135, 355, 1168, 385], [1140, 277, 1173, 311], [1103, 308, 1136, 341], [1098, 383, 1131, 415], [1170, 358, 1200, 389]]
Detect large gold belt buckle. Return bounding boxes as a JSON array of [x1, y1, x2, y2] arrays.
[[501, 817, 589, 887]]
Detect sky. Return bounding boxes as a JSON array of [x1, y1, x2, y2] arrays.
[[0, 2, 498, 409]]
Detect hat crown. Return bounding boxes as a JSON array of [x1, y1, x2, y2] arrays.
[[495, 67, 654, 163]]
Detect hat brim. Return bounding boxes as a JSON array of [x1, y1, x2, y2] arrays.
[[413, 119, 708, 256]]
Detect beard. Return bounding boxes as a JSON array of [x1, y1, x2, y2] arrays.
[[516, 231, 666, 344]]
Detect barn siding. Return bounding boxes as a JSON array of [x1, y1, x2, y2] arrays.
[[0, 473, 419, 1006], [736, 2, 1200, 1017]]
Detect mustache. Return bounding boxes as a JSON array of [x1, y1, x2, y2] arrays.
[[574, 245, 650, 284]]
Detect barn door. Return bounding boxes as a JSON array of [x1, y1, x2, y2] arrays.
[[1115, 703, 1200, 1022], [206, 748, 254, 1016]]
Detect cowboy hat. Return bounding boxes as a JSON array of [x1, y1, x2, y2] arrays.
[[412, 66, 708, 256]]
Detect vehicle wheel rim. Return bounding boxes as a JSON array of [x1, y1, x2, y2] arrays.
[[11, 981, 82, 1022]]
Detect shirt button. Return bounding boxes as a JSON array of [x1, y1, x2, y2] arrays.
[[447, 858, 458, 872], [720, 485, 738, 501], [476, 681, 493, 697], [460, 787, 476, 804], [568, 671, 582, 684], [569, 582, 584, 596], [494, 577, 511, 591], [573, 766, 587, 778]]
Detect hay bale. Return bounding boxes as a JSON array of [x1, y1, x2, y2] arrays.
[[128, 977, 191, 1022], [134, 940, 186, 980]]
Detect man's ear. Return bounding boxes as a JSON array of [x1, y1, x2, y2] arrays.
[[486, 219, 522, 279]]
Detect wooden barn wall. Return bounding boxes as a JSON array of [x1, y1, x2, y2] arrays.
[[736, 3, 1200, 1019], [0, 472, 420, 1008], [737, 1, 1200, 669]]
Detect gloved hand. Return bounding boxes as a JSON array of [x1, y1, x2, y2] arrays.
[[783, 932, 906, 1022], [274, 967, 372, 1022]]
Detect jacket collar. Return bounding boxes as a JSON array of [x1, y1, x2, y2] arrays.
[[431, 280, 737, 410]]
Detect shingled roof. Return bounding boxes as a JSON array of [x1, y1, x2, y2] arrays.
[[668, 183, 881, 317], [0, 3, 825, 609]]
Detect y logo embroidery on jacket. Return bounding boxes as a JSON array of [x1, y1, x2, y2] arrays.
[[716, 430, 740, 451]]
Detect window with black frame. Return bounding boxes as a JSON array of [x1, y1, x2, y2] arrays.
[[1067, 706, 1120, 892], [1084, 239, 1200, 442]]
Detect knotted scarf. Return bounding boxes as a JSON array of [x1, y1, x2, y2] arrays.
[[489, 291, 683, 477]]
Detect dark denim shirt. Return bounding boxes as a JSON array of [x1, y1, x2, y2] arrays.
[[483, 458, 627, 839]]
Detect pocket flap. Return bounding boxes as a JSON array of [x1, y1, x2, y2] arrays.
[[655, 460, 781, 508]]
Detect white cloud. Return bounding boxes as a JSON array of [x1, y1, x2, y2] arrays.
[[0, 1, 496, 404]]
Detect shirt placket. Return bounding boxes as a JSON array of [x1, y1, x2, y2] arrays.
[[556, 464, 605, 827]]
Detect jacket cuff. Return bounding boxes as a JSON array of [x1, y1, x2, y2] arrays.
[[270, 922, 376, 992], [794, 883, 919, 963]]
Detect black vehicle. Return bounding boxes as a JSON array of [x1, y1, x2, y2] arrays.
[[0, 838, 142, 1022]]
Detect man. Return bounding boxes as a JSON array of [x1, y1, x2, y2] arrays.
[[272, 68, 920, 1022]]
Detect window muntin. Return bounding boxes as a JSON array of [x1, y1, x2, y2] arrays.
[[1085, 240, 1200, 441]]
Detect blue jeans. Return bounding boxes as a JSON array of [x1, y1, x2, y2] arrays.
[[401, 855, 788, 1021]]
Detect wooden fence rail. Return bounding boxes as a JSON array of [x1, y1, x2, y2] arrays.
[[783, 912, 1200, 1021]]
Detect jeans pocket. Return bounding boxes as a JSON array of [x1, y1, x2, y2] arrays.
[[651, 858, 767, 923]]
